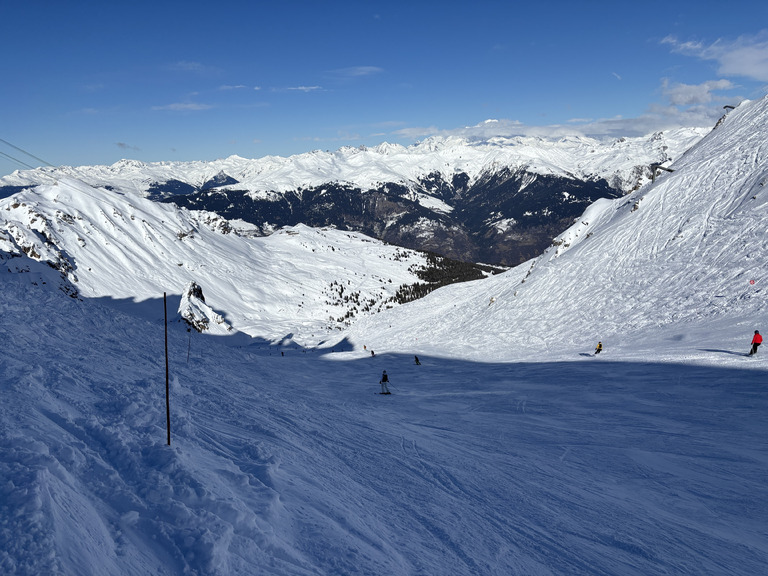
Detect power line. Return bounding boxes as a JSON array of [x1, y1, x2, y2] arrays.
[[0, 150, 37, 170], [0, 138, 53, 168]]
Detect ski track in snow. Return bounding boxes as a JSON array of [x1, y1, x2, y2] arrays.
[[1, 273, 766, 575]]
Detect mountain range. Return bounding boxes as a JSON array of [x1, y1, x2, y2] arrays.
[[1, 128, 708, 266]]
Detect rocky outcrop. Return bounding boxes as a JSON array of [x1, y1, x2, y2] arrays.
[[178, 281, 232, 334]]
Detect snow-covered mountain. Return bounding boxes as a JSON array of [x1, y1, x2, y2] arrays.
[[347, 98, 767, 361], [1, 128, 708, 266], [1, 98, 767, 575], [0, 129, 707, 195], [1, 180, 483, 346]]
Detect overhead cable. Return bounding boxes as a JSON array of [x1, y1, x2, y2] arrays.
[[0, 137, 53, 168], [0, 150, 37, 170]]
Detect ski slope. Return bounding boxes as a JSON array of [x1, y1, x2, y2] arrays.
[[1, 262, 766, 575]]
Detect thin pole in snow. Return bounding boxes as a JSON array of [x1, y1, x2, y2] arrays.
[[164, 292, 171, 446]]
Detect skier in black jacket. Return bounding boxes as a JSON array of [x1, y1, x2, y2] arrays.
[[379, 370, 391, 394]]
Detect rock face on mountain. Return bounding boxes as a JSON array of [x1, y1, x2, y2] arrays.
[[157, 169, 621, 266]]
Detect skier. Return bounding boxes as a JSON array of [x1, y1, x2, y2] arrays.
[[414, 355, 421, 365], [379, 370, 391, 394], [749, 330, 762, 355], [594, 341, 603, 355]]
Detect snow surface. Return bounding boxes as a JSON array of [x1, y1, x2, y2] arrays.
[[1, 98, 767, 574]]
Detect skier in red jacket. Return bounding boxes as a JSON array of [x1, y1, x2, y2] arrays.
[[749, 330, 762, 355]]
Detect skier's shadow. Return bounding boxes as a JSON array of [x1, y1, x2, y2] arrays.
[[698, 348, 747, 357]]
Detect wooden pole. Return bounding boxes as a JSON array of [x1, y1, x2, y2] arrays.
[[164, 292, 171, 445]]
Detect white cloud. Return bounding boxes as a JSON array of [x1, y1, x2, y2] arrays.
[[392, 125, 443, 140], [662, 32, 768, 82], [661, 78, 735, 106], [391, 96, 724, 144]]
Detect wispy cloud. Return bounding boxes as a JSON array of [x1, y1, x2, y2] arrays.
[[391, 93, 727, 144], [284, 86, 323, 93], [169, 60, 207, 72], [116, 142, 141, 151], [662, 31, 768, 82], [82, 83, 105, 92], [74, 107, 102, 115], [331, 66, 383, 78], [392, 125, 444, 140], [217, 85, 263, 92], [151, 102, 214, 111], [166, 60, 222, 75]]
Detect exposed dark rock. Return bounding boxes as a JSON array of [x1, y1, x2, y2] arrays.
[[157, 169, 622, 266]]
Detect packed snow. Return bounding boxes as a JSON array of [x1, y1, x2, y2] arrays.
[[1, 97, 767, 575]]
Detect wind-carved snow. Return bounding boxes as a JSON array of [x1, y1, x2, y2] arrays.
[[486, 213, 518, 233], [413, 192, 453, 214], [517, 171, 538, 191]]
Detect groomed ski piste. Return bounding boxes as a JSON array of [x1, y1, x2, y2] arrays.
[[1, 96, 767, 575]]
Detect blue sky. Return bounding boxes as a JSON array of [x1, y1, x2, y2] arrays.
[[2, 0, 767, 176]]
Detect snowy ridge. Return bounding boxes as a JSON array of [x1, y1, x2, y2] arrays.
[[0, 180, 433, 345], [1, 129, 708, 196]]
